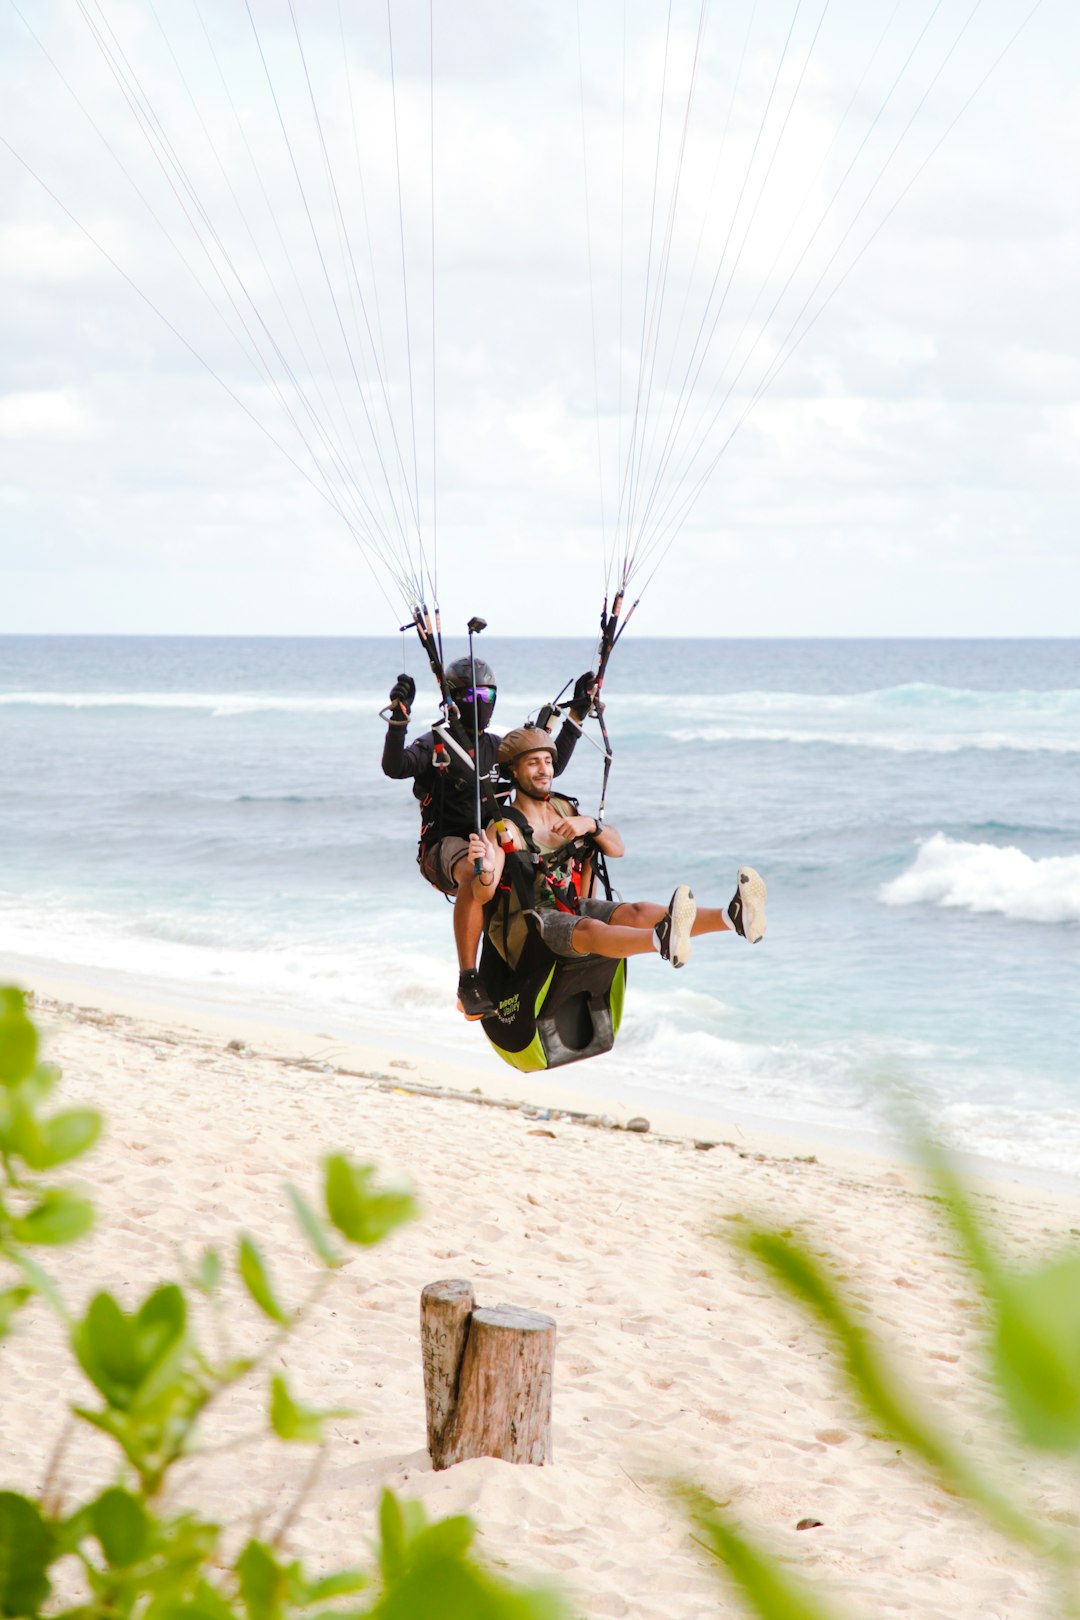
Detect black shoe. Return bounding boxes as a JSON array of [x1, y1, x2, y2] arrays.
[[654, 885, 696, 968], [456, 969, 495, 1021], [726, 867, 767, 943]]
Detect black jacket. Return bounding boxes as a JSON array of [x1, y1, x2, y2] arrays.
[[382, 717, 581, 848]]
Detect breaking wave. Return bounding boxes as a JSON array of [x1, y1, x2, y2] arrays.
[[879, 834, 1080, 925]]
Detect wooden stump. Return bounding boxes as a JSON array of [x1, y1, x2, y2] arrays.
[[420, 1280, 555, 1470], [420, 1278, 475, 1457]]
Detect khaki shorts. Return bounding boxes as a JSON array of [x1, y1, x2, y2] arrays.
[[532, 896, 622, 959], [418, 835, 472, 894]]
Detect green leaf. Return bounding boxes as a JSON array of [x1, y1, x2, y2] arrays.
[[9, 1249, 68, 1321], [268, 1375, 349, 1444], [73, 1293, 142, 1404], [23, 1061, 61, 1108], [193, 1249, 222, 1296], [0, 1286, 32, 1338], [302, 1609, 371, 1620], [73, 1403, 127, 1441], [90, 1487, 151, 1568], [301, 1609, 371, 1620], [323, 1157, 417, 1248], [285, 1183, 341, 1268], [236, 1540, 283, 1620], [72, 1285, 187, 1409], [237, 1237, 289, 1325], [744, 1229, 1043, 1551], [2, 1095, 37, 1162], [681, 1487, 837, 1620], [376, 1489, 408, 1587], [404, 1515, 476, 1568], [296, 1570, 371, 1602], [372, 1494, 479, 1591], [27, 1108, 102, 1170], [0, 1491, 53, 1616], [12, 1189, 94, 1246], [220, 1355, 256, 1382], [138, 1514, 222, 1597], [144, 1577, 239, 1620], [0, 989, 38, 1089], [993, 1253, 1080, 1451], [364, 1555, 564, 1619], [918, 1139, 1080, 1457], [130, 1284, 189, 1407]]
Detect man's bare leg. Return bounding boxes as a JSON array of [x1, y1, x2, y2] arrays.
[[451, 854, 488, 972], [452, 853, 495, 1019], [570, 897, 733, 960], [609, 900, 732, 936]]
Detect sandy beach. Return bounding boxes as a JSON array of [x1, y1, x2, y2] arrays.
[[3, 972, 1079, 1620]]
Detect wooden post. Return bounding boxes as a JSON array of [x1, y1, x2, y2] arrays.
[[420, 1281, 556, 1470], [420, 1278, 475, 1457]]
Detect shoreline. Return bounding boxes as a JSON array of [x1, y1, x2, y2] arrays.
[[7, 958, 1080, 1203]]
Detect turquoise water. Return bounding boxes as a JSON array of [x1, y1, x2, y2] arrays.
[[1, 635, 1077, 1176]]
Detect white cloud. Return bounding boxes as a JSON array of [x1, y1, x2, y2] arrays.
[[0, 221, 98, 280], [0, 388, 89, 438], [0, 0, 1077, 634]]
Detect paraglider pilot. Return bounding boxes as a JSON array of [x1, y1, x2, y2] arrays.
[[382, 659, 595, 1018]]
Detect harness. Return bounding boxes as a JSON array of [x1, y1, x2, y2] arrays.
[[417, 726, 506, 852], [476, 799, 623, 1074], [486, 797, 598, 967]]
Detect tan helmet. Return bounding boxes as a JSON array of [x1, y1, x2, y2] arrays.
[[498, 726, 556, 770]]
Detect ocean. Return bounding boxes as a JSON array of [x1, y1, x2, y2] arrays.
[[1, 635, 1077, 1181]]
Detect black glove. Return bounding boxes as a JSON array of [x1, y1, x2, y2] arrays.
[[388, 673, 415, 719], [569, 670, 596, 721]]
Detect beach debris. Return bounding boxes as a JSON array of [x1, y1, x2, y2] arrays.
[[694, 1140, 717, 1151], [389, 1059, 415, 1070], [625, 1116, 650, 1133], [421, 1279, 555, 1471], [527, 1129, 556, 1139], [192, 1028, 701, 1151], [225, 1039, 249, 1054], [796, 1519, 825, 1531]]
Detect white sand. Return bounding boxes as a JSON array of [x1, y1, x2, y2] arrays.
[[4, 974, 1079, 1619]]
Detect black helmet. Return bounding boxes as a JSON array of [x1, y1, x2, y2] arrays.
[[445, 655, 497, 732]]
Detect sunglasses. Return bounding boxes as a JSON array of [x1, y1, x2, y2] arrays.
[[459, 686, 496, 704]]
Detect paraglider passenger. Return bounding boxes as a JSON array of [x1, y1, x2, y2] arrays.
[[470, 728, 766, 974], [382, 662, 595, 1019]]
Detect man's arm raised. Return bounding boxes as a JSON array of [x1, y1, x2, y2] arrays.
[[550, 670, 596, 778]]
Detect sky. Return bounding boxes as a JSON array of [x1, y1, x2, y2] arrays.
[[0, 0, 1077, 638]]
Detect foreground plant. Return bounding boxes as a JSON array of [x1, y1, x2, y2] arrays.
[[0, 987, 562, 1620], [690, 1138, 1080, 1620]]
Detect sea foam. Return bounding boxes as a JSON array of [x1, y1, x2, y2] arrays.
[[0, 691, 373, 716], [879, 834, 1080, 925], [665, 725, 1080, 754]]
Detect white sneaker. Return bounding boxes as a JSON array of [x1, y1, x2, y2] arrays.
[[655, 886, 697, 968], [726, 868, 767, 944]]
